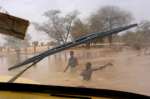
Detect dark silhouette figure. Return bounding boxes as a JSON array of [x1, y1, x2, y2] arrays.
[[64, 51, 78, 72], [81, 62, 113, 81]]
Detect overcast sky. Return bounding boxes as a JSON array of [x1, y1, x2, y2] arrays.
[[0, 0, 149, 42]]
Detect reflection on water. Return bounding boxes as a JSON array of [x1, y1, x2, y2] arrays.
[[0, 48, 150, 95]]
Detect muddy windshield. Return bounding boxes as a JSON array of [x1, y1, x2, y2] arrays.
[[0, 0, 149, 96]]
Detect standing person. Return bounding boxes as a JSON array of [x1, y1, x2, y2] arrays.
[[80, 62, 113, 81], [64, 51, 78, 72]]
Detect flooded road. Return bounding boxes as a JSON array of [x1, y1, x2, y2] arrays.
[[0, 48, 150, 96]]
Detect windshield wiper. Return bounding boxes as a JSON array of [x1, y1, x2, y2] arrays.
[[8, 60, 39, 83], [8, 24, 137, 83]]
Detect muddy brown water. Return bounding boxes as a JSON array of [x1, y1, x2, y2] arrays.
[[0, 48, 150, 96]]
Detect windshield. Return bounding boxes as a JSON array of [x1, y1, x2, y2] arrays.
[[0, 0, 149, 96]]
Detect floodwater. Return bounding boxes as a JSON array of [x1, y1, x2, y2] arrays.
[[0, 48, 150, 96]]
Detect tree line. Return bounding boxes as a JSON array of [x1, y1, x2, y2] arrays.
[[34, 6, 132, 46], [2, 5, 150, 52]]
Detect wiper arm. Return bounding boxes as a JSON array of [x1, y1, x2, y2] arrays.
[[8, 24, 137, 71], [8, 59, 39, 83]]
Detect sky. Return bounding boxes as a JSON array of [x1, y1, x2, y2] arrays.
[[0, 0, 149, 42]]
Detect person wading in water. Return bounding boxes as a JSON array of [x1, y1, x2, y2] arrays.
[[81, 62, 113, 81], [64, 51, 78, 72]]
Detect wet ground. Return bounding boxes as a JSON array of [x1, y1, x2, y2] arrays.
[[0, 47, 150, 96]]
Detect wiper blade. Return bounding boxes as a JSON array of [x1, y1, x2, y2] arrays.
[[8, 60, 39, 83], [8, 24, 137, 71]]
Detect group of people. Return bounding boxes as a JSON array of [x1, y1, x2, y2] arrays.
[[64, 51, 113, 81]]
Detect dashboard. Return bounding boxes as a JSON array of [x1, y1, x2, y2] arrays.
[[0, 83, 149, 99]]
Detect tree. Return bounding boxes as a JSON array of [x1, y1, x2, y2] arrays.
[[4, 36, 22, 62], [32, 41, 39, 53], [138, 20, 150, 45], [64, 10, 80, 42], [71, 19, 89, 39], [34, 10, 79, 45], [40, 42, 44, 46], [88, 5, 133, 45], [71, 19, 91, 48], [122, 20, 150, 54], [24, 33, 31, 46], [4, 33, 31, 61], [23, 33, 32, 54]]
